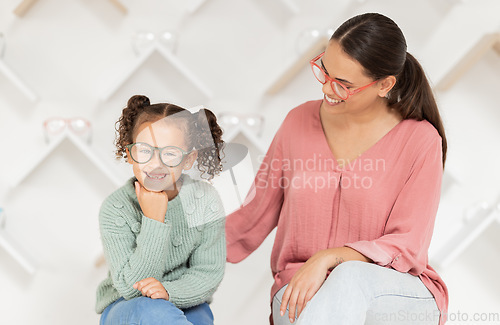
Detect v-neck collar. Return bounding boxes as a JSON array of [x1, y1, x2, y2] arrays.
[[313, 101, 405, 171]]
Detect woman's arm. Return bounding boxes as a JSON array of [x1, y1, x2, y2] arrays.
[[345, 137, 442, 273], [312, 246, 372, 270], [225, 117, 287, 263]]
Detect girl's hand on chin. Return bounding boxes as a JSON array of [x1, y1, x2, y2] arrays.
[[135, 181, 168, 223]]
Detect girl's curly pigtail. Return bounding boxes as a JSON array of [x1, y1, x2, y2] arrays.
[[193, 109, 224, 180], [115, 95, 151, 160]]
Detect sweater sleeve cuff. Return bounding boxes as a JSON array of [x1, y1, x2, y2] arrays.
[[164, 281, 210, 309], [134, 216, 171, 262]]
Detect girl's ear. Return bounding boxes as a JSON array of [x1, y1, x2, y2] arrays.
[[183, 150, 198, 170], [377, 75, 396, 98], [126, 148, 133, 164]]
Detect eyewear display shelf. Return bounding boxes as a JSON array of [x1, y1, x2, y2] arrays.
[[223, 125, 269, 154], [0, 59, 38, 102], [262, 34, 328, 96], [186, 0, 298, 15], [10, 131, 124, 189], [99, 44, 213, 102], [13, 0, 127, 17], [222, 124, 270, 176], [2, 131, 126, 275], [0, 228, 37, 275], [419, 0, 500, 91], [430, 199, 500, 269], [435, 33, 500, 91], [419, 1, 500, 268]]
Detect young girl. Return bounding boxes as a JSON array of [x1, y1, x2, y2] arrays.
[[96, 95, 226, 325]]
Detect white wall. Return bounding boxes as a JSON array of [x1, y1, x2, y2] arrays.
[[0, 0, 499, 324]]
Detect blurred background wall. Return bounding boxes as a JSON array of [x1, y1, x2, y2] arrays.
[[0, 0, 499, 324]]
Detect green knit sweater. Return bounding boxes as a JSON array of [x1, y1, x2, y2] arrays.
[[95, 174, 226, 314]]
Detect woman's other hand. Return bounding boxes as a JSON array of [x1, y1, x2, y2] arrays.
[[135, 181, 168, 223], [280, 247, 370, 322], [280, 249, 345, 323], [133, 277, 169, 300]]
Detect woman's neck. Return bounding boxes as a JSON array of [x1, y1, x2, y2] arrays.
[[321, 100, 401, 132]]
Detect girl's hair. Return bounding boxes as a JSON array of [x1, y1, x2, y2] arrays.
[[115, 95, 224, 180], [331, 13, 447, 166]]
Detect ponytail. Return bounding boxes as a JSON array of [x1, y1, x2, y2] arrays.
[[389, 53, 447, 166], [331, 13, 447, 166], [192, 109, 224, 180]]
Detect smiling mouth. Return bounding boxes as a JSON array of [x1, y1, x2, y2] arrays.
[[145, 172, 168, 180], [324, 94, 344, 105]]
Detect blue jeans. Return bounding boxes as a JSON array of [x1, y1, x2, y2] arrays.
[[272, 261, 440, 325], [100, 296, 214, 325]]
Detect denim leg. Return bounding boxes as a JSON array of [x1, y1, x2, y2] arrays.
[[183, 303, 214, 325], [272, 261, 440, 325], [100, 298, 123, 325], [100, 296, 192, 325]]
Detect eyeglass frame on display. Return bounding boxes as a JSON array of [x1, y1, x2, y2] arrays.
[[219, 113, 265, 137], [43, 118, 91, 135], [310, 51, 378, 100], [42, 118, 92, 144]]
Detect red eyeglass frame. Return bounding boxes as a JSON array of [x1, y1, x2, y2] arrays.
[[310, 52, 378, 100]]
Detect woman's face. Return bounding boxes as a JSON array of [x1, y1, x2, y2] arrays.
[[319, 40, 386, 116], [127, 118, 197, 192]]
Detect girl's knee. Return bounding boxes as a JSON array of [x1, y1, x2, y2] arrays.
[[184, 303, 214, 325], [132, 297, 186, 323]]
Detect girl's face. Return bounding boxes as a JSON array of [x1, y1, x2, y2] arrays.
[[127, 118, 197, 192], [319, 40, 393, 116]]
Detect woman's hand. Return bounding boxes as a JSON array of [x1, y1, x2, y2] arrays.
[[135, 181, 168, 223], [280, 247, 370, 322], [280, 250, 344, 323], [134, 277, 169, 300]]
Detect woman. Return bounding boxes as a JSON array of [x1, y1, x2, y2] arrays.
[[226, 13, 448, 325]]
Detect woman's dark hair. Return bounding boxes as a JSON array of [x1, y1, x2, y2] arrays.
[[331, 13, 447, 166], [115, 95, 224, 180]]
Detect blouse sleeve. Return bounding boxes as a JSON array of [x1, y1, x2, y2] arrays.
[[345, 136, 443, 275], [225, 118, 287, 263]]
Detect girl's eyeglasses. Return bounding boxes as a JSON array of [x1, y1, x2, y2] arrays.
[[310, 52, 378, 100], [126, 142, 191, 167]]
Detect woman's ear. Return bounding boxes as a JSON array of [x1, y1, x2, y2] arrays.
[[183, 150, 198, 170], [377, 75, 396, 98]]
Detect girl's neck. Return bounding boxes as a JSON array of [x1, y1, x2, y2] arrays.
[[165, 175, 184, 201]]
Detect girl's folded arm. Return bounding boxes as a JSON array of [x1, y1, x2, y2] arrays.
[[100, 201, 171, 300], [162, 204, 226, 308]]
